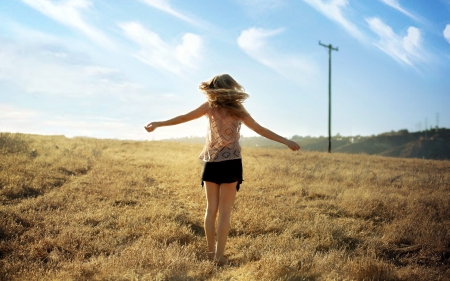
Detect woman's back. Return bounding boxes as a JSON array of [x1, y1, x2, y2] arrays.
[[199, 103, 242, 162]]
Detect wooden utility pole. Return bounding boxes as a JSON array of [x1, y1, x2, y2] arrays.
[[319, 41, 338, 153]]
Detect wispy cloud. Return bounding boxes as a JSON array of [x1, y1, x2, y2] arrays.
[[45, 116, 136, 139], [139, 0, 196, 25], [236, 0, 285, 14], [20, 0, 114, 48], [444, 24, 450, 45], [0, 103, 41, 134], [378, 0, 419, 21], [366, 17, 425, 68], [238, 27, 284, 55], [237, 27, 318, 86], [0, 40, 141, 97], [302, 0, 365, 41], [119, 21, 203, 75], [0, 104, 38, 120], [0, 102, 145, 139]]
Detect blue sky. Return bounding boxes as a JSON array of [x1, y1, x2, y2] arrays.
[[1, 0, 449, 140]]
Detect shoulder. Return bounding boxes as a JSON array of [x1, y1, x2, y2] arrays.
[[201, 101, 209, 109], [200, 102, 210, 112], [198, 102, 211, 116]]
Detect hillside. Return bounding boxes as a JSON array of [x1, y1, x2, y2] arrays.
[[168, 128, 450, 160], [380, 139, 450, 159], [1, 133, 449, 280], [332, 129, 450, 160]]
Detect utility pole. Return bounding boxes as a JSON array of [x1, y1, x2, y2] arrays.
[[436, 112, 439, 129], [319, 41, 338, 153]]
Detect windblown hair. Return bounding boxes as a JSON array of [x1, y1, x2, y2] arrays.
[[199, 74, 249, 118]]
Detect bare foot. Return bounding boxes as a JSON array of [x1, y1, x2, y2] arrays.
[[205, 252, 214, 261], [214, 256, 229, 266]]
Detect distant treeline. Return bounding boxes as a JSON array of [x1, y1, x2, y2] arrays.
[[164, 128, 450, 160]]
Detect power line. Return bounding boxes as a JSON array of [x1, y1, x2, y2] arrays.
[[319, 41, 338, 153]]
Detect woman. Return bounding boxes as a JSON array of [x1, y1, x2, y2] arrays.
[[145, 74, 300, 266]]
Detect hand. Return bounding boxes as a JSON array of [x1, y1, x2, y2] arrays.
[[144, 122, 158, 133], [286, 140, 300, 151]]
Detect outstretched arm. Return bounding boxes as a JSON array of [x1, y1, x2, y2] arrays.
[[242, 114, 300, 151], [145, 103, 206, 133]]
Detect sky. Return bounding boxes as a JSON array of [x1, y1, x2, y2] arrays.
[[1, 0, 449, 141]]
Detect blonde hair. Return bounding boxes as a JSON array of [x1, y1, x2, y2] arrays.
[[199, 74, 249, 118]]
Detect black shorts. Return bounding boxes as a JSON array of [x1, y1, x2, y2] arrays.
[[201, 158, 243, 191]]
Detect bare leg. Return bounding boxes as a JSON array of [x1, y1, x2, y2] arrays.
[[215, 182, 237, 261], [204, 181, 220, 259]]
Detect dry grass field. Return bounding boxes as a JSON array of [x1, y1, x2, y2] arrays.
[[1, 132, 449, 281]]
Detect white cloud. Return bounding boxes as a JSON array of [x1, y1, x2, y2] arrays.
[[0, 104, 38, 120], [237, 0, 285, 14], [238, 28, 284, 55], [302, 0, 365, 41], [45, 117, 133, 138], [237, 27, 318, 86], [444, 24, 450, 44], [45, 115, 205, 140], [366, 17, 425, 67], [0, 104, 42, 135], [20, 0, 114, 48], [119, 21, 203, 75], [83, 66, 120, 76], [139, 0, 195, 25], [0, 40, 142, 97], [378, 0, 418, 21], [176, 34, 203, 66], [403, 27, 420, 54], [5, 20, 65, 45], [0, 101, 143, 139]]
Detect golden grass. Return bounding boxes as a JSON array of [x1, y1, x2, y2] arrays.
[[1, 132, 449, 280]]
